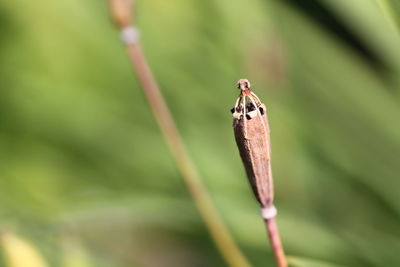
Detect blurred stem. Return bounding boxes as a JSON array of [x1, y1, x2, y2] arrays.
[[264, 218, 287, 267], [107, 1, 251, 266], [376, 0, 399, 31], [125, 42, 250, 267]]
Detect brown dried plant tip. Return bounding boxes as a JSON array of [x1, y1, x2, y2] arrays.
[[231, 79, 287, 267], [232, 79, 273, 209]]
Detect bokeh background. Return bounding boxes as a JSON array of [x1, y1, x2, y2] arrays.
[[1, 0, 400, 266]]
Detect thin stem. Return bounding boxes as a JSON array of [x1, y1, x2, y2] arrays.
[[107, 1, 251, 266], [126, 42, 250, 267], [264, 218, 287, 267]]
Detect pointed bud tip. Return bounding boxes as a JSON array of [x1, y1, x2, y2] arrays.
[[236, 79, 251, 91]]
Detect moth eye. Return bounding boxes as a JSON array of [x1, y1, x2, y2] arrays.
[[230, 107, 235, 114]]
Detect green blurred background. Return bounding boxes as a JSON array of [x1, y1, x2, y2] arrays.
[[1, 0, 400, 266]]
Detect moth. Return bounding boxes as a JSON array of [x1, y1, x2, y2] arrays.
[[231, 79, 275, 215]]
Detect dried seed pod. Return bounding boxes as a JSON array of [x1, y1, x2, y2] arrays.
[[232, 79, 274, 209]]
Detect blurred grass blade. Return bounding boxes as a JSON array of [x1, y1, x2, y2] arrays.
[[376, 0, 400, 30], [287, 256, 345, 267], [107, 1, 251, 267], [321, 0, 400, 78], [60, 236, 92, 267], [1, 232, 49, 267]]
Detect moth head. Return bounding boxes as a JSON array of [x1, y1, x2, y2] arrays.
[[236, 79, 251, 91]]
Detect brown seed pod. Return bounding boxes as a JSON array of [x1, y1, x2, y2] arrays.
[[232, 79, 274, 209]]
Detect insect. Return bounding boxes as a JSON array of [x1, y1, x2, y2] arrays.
[[231, 79, 275, 214]]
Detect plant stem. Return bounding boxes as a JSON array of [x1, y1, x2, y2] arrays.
[[264, 218, 287, 267], [107, 1, 251, 266], [125, 43, 251, 267]]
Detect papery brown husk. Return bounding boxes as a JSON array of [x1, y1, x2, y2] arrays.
[[233, 113, 274, 207]]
